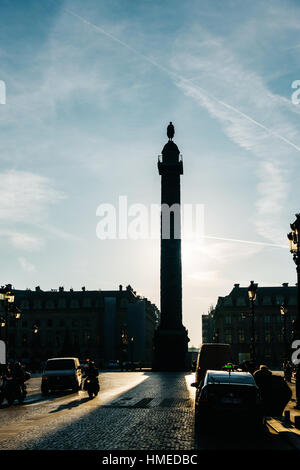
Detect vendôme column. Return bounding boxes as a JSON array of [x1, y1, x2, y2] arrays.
[[152, 123, 189, 371]]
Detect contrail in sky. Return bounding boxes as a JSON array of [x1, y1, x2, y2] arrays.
[[64, 8, 300, 154], [203, 235, 287, 249]]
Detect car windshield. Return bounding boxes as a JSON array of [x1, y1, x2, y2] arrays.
[[207, 372, 255, 385], [45, 359, 75, 371]]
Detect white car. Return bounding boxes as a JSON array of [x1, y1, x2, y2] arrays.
[[41, 357, 83, 395]]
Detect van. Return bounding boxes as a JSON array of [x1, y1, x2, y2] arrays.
[[41, 357, 82, 395], [193, 343, 233, 387]]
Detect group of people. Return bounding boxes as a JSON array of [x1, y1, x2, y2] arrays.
[[0, 361, 30, 393]]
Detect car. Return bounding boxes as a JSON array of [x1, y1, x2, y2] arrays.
[[193, 369, 264, 432], [107, 360, 120, 369], [41, 357, 83, 395]]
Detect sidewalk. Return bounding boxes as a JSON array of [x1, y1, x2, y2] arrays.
[[266, 379, 300, 450]]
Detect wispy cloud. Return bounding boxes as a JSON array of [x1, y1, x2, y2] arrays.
[[0, 170, 66, 251], [0, 170, 65, 223], [18, 256, 35, 273]]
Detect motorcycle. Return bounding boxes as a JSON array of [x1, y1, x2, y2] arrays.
[[0, 376, 27, 406], [83, 376, 100, 399]]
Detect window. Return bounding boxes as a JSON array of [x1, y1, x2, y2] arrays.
[[83, 298, 91, 308], [262, 296, 271, 306], [264, 316, 270, 324], [70, 299, 79, 308], [276, 296, 284, 305], [225, 333, 232, 343], [265, 333, 271, 343], [223, 297, 233, 306], [236, 297, 246, 306], [225, 315, 231, 324], [84, 331, 92, 344], [20, 300, 29, 310], [239, 329, 245, 343], [58, 298, 67, 309], [47, 319, 53, 327]]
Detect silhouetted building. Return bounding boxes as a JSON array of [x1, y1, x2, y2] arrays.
[[0, 284, 159, 368], [212, 283, 297, 369], [202, 311, 215, 343], [152, 124, 189, 371]]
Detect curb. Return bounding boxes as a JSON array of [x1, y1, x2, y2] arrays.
[[266, 418, 300, 450]]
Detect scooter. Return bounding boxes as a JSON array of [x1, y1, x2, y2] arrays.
[[84, 376, 100, 399]]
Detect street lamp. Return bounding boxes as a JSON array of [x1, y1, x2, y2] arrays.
[[248, 280, 258, 365], [130, 336, 134, 368], [0, 284, 21, 363], [287, 213, 300, 408], [32, 324, 39, 335]]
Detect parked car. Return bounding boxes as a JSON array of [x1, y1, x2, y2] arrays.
[[193, 369, 264, 432], [107, 360, 120, 369], [41, 357, 83, 395], [193, 343, 233, 389]]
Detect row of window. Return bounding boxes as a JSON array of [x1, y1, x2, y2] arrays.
[[6, 318, 93, 328], [7, 332, 93, 347], [223, 296, 297, 307], [17, 297, 129, 310], [224, 334, 283, 344], [17, 298, 98, 310], [224, 314, 296, 324]]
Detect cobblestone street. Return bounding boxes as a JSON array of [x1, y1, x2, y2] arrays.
[[0, 371, 296, 451]]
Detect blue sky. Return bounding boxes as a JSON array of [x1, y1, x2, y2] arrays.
[[1, 0, 300, 347]]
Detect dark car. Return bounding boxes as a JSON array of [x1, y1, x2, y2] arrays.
[[41, 357, 82, 395], [193, 369, 264, 432]]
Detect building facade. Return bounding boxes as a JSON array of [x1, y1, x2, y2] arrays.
[[201, 311, 215, 343], [0, 284, 159, 369], [207, 283, 297, 369]]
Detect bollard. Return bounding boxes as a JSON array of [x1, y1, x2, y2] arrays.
[[284, 410, 291, 423], [294, 416, 300, 429]]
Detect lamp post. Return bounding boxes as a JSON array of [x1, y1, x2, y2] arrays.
[[130, 336, 134, 370], [280, 303, 288, 363], [287, 213, 300, 408], [121, 325, 128, 371], [0, 284, 21, 363], [248, 280, 258, 365]]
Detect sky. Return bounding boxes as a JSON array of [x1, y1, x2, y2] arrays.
[[1, 0, 300, 348]]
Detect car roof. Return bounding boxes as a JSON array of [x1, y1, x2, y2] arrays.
[[206, 370, 256, 385], [46, 357, 78, 361]]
